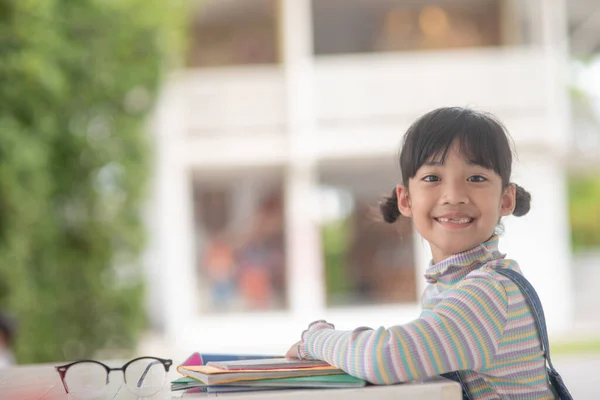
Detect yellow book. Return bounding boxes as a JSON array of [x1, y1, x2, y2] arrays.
[[177, 359, 344, 385]]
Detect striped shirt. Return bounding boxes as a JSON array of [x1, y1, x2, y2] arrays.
[[299, 236, 555, 399]]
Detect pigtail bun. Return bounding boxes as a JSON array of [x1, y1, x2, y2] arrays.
[[380, 188, 401, 223], [513, 184, 531, 217]]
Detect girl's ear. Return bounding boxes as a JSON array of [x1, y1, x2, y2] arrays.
[[500, 184, 516, 216], [396, 184, 412, 217]]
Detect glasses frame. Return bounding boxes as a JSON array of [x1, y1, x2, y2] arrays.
[[55, 356, 173, 395]]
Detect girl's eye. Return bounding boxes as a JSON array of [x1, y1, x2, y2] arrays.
[[422, 175, 440, 182], [467, 175, 487, 183]]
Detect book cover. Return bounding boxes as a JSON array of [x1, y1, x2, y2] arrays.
[[171, 377, 284, 394], [229, 374, 366, 389], [173, 352, 276, 393], [207, 357, 330, 370], [177, 364, 344, 385], [181, 352, 276, 367], [171, 373, 366, 391]]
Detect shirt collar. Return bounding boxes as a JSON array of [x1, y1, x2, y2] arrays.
[[424, 235, 504, 284]]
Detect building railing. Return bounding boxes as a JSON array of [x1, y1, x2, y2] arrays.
[[176, 47, 557, 146]]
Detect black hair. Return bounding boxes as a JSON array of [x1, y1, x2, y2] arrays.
[[380, 107, 531, 223]]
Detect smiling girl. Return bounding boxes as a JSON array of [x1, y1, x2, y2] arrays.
[[285, 107, 561, 399]]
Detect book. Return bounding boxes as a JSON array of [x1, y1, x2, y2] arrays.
[[171, 377, 285, 393], [173, 352, 364, 393], [172, 352, 277, 393], [177, 364, 345, 386], [228, 374, 366, 389], [180, 352, 277, 367], [176, 364, 344, 385], [171, 376, 200, 391], [207, 357, 330, 370], [171, 373, 366, 391]]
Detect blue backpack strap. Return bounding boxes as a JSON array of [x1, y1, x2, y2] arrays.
[[440, 371, 473, 400], [491, 269, 554, 369], [492, 267, 573, 400]]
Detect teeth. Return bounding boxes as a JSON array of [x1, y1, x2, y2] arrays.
[[437, 218, 472, 224]]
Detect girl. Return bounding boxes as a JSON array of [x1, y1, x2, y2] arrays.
[[286, 107, 556, 399]]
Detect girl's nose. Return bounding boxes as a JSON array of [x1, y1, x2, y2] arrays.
[[441, 182, 469, 205]]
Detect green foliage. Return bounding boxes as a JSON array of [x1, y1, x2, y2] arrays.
[[0, 0, 185, 363], [568, 173, 600, 252], [551, 337, 600, 356]]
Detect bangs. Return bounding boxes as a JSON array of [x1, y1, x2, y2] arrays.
[[400, 108, 513, 184]]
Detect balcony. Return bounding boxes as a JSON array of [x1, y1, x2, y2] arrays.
[[173, 47, 563, 162], [315, 47, 548, 126]]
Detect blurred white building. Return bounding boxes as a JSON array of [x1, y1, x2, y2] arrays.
[[146, 0, 575, 360]]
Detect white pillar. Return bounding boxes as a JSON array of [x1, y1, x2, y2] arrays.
[[538, 0, 573, 333], [539, 0, 571, 150], [513, 0, 572, 334], [280, 0, 325, 319], [152, 78, 200, 345]]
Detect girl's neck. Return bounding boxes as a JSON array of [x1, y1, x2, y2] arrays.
[[430, 234, 497, 265]]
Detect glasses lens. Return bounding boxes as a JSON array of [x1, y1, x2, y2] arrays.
[[63, 362, 108, 400], [124, 358, 167, 396]]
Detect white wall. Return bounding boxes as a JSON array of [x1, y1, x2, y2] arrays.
[[499, 151, 573, 333]]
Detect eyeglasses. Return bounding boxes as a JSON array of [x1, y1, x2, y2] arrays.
[[55, 356, 172, 399]]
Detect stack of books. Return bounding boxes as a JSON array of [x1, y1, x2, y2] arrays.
[[172, 353, 366, 394]]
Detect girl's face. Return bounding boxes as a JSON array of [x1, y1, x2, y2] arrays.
[[396, 142, 516, 263]]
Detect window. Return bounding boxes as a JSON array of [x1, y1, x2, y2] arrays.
[[318, 159, 417, 307], [187, 0, 278, 67], [192, 170, 286, 313], [312, 0, 508, 56]]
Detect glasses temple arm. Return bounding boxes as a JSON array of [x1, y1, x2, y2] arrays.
[[136, 360, 163, 388]]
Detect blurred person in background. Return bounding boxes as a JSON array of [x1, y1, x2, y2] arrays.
[[0, 311, 16, 367], [204, 233, 238, 310], [236, 193, 285, 310]]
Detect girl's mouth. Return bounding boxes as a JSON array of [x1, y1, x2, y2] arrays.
[[434, 217, 474, 228], [435, 217, 473, 224]]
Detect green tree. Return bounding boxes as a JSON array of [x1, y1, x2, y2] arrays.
[[0, 0, 185, 363], [569, 173, 600, 252], [569, 58, 600, 252]]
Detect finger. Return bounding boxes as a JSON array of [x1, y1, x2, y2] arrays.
[[285, 344, 299, 359], [285, 349, 297, 359]]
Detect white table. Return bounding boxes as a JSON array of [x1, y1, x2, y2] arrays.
[[0, 363, 461, 400]]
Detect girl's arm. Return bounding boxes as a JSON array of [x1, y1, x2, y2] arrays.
[[297, 276, 508, 384]]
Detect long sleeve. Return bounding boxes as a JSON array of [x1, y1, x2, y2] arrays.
[[299, 276, 508, 385]]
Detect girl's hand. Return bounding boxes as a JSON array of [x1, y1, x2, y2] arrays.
[[286, 320, 335, 360], [285, 340, 302, 359]]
